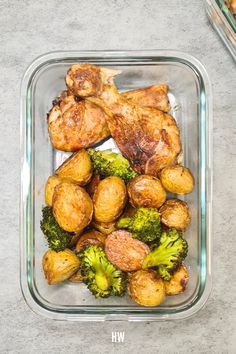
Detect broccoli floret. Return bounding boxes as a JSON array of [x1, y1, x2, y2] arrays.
[[78, 245, 127, 298], [87, 148, 138, 182], [116, 208, 161, 242], [142, 228, 188, 280], [40, 206, 74, 252]]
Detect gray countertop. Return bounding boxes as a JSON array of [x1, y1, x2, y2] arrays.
[[0, 0, 235, 353]]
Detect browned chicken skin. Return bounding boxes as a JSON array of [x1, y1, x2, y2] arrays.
[[65, 64, 181, 175], [123, 84, 170, 113], [139, 108, 181, 174], [47, 91, 110, 151], [101, 92, 180, 174], [66, 64, 120, 97], [48, 81, 171, 152]]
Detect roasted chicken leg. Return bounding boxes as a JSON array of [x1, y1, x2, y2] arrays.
[[122, 84, 170, 112], [48, 72, 171, 152], [65, 64, 181, 175]]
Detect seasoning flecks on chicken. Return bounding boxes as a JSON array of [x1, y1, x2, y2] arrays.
[[48, 66, 172, 152], [66, 64, 121, 97], [122, 84, 170, 113], [65, 64, 181, 175], [47, 91, 110, 151]]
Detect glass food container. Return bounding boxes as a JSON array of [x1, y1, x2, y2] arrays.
[[20, 50, 212, 321], [206, 0, 236, 60]]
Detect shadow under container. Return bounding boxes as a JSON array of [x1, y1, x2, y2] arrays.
[[20, 50, 212, 321]]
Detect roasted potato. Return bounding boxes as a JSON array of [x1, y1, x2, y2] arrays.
[[45, 175, 62, 206], [128, 270, 165, 306], [93, 176, 127, 223], [105, 230, 150, 272], [86, 173, 101, 197], [68, 270, 83, 283], [164, 264, 189, 295], [92, 220, 116, 234], [55, 149, 92, 185], [160, 165, 194, 195], [75, 230, 106, 252], [42, 248, 80, 285], [127, 175, 166, 209], [53, 182, 93, 232], [159, 199, 191, 230]]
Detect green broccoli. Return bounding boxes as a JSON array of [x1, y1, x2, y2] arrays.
[[87, 148, 138, 182], [40, 206, 74, 251], [78, 245, 127, 298], [116, 207, 161, 242], [142, 228, 188, 280]]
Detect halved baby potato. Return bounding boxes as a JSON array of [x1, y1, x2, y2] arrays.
[[160, 165, 194, 195], [45, 175, 62, 206], [93, 176, 127, 223], [44, 175, 75, 206], [127, 175, 166, 209], [53, 182, 93, 232], [42, 248, 80, 285], [164, 264, 189, 295], [55, 149, 93, 186], [128, 269, 165, 306], [159, 199, 191, 230]]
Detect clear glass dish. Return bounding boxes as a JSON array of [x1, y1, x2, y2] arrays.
[[206, 0, 236, 60], [20, 50, 212, 321]]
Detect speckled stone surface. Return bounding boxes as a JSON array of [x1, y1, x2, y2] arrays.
[[0, 0, 235, 353]]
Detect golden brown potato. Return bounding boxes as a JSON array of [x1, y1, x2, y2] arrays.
[[164, 264, 189, 295], [42, 248, 80, 285], [93, 176, 127, 223], [45, 175, 62, 206], [160, 165, 194, 195], [75, 230, 106, 252], [45, 175, 78, 206], [128, 270, 165, 306], [127, 175, 166, 209], [105, 230, 150, 272], [159, 199, 191, 230], [53, 182, 93, 232], [86, 173, 101, 197], [92, 220, 116, 234], [68, 270, 83, 283], [55, 150, 92, 186]]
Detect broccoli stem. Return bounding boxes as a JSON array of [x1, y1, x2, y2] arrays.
[[95, 271, 110, 291]]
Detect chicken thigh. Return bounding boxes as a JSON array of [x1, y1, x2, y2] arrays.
[[65, 64, 181, 175], [48, 72, 171, 152], [47, 91, 110, 151]]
